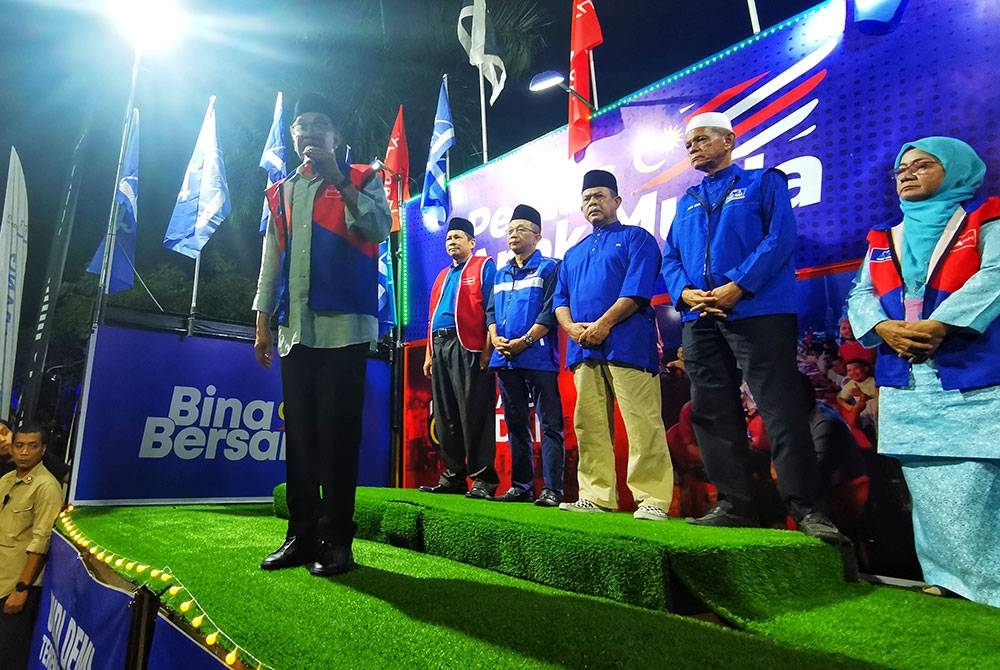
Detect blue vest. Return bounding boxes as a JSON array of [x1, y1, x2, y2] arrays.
[[489, 251, 560, 372]]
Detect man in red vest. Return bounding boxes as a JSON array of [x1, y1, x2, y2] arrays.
[[420, 217, 499, 498]]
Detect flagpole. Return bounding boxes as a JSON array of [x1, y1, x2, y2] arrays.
[[188, 253, 201, 337], [93, 50, 141, 330], [478, 65, 489, 163], [747, 0, 762, 34], [588, 51, 599, 109], [443, 74, 451, 181]]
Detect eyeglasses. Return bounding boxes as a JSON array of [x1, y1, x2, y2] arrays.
[[291, 121, 334, 134], [891, 159, 941, 180], [507, 225, 540, 236]]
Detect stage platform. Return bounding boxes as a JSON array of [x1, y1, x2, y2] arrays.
[[62, 488, 1000, 669]]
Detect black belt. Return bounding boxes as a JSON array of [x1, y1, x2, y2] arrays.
[[433, 327, 457, 338]]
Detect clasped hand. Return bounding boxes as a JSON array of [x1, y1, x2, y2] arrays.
[[874, 319, 951, 364], [681, 282, 744, 318]]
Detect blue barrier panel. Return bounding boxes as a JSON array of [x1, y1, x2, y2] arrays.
[[71, 324, 390, 504]]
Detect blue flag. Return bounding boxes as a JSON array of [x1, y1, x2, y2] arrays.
[[377, 239, 396, 338], [420, 79, 454, 231], [258, 92, 287, 236], [87, 108, 139, 293], [163, 97, 231, 258]]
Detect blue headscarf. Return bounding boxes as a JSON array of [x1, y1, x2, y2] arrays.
[[895, 136, 986, 291]]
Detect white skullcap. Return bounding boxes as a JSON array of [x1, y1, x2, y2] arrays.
[[685, 112, 734, 134]]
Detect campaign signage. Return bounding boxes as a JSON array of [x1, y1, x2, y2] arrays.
[[147, 614, 226, 669], [71, 324, 390, 504], [402, 0, 1000, 340], [29, 533, 133, 670]]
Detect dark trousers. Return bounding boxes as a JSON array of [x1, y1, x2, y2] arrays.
[[497, 368, 565, 494], [280, 343, 368, 546], [431, 334, 498, 488], [682, 314, 822, 519], [0, 587, 42, 670]]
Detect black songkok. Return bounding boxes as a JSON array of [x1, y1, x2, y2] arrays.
[[447, 217, 475, 238], [510, 204, 541, 229], [581, 169, 618, 194], [293, 92, 341, 128]]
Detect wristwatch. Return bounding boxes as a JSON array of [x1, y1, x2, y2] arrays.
[[523, 334, 536, 346], [15, 582, 28, 592]]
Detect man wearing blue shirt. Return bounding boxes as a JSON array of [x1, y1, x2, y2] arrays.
[[661, 112, 840, 540], [553, 170, 673, 520], [420, 218, 499, 499], [486, 204, 564, 507]]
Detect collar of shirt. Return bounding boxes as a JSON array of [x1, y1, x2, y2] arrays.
[[13, 462, 48, 486], [505, 249, 542, 273], [591, 221, 624, 234]]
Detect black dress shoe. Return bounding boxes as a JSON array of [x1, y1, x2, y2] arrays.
[[260, 537, 315, 570], [686, 505, 758, 528], [419, 482, 467, 494], [309, 541, 356, 577], [534, 489, 562, 507], [465, 483, 497, 499], [798, 512, 849, 543], [490, 487, 534, 503]]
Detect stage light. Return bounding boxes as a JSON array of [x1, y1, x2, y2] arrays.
[[225, 648, 238, 665], [150, 569, 161, 578], [181, 600, 193, 613], [107, 0, 188, 54], [115, 558, 125, 568], [67, 505, 74, 512], [206, 632, 219, 646], [528, 70, 595, 110], [160, 573, 173, 582], [529, 70, 565, 92], [192, 614, 205, 628], [137, 565, 148, 573], [90, 547, 99, 555], [126, 561, 136, 571], [169, 586, 183, 597], [104, 554, 114, 564]]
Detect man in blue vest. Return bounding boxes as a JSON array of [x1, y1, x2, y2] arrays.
[[253, 93, 392, 576], [554, 170, 674, 520], [661, 112, 841, 540], [486, 204, 564, 506], [420, 218, 499, 499]]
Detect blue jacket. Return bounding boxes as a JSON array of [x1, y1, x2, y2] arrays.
[[486, 250, 560, 371], [661, 165, 798, 322]]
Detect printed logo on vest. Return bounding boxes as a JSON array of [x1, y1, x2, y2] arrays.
[[461, 276, 476, 285], [725, 188, 747, 203], [952, 228, 977, 251], [871, 247, 892, 263]]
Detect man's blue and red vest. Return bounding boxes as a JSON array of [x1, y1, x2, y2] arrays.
[[866, 197, 1000, 391], [265, 166, 379, 326], [428, 255, 491, 352]]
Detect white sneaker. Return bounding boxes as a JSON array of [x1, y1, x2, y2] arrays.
[[558, 499, 610, 513], [633, 504, 669, 521]]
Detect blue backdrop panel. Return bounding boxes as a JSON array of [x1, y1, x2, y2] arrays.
[[71, 324, 390, 504], [402, 0, 1000, 341], [148, 614, 227, 669], [29, 533, 133, 670]]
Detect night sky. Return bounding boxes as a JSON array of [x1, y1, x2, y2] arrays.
[[0, 0, 816, 323]]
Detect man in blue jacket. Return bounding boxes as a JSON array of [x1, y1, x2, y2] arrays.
[[661, 112, 839, 539], [486, 204, 564, 507]]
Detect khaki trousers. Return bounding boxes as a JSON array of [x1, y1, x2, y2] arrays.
[[573, 361, 673, 510]]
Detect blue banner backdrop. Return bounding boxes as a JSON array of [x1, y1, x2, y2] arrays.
[[402, 0, 1000, 340], [29, 533, 133, 670], [71, 324, 391, 504], [147, 613, 227, 669]]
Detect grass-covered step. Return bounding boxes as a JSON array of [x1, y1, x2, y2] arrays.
[[67, 505, 875, 670]]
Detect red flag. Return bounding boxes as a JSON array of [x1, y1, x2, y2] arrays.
[[568, 0, 603, 158], [383, 105, 410, 232]]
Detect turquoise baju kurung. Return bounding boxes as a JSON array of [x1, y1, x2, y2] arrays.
[[847, 138, 1000, 608]]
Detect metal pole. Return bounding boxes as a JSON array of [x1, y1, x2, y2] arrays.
[[93, 50, 141, 330], [747, 0, 762, 34], [443, 74, 450, 182], [187, 253, 201, 336], [478, 65, 488, 163], [588, 51, 599, 109]]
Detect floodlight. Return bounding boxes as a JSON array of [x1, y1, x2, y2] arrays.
[[528, 70, 594, 110], [108, 0, 188, 53]]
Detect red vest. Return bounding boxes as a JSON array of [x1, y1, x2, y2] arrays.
[[428, 255, 491, 352]]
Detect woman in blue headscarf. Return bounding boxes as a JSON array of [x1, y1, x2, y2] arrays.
[[847, 136, 1000, 608]]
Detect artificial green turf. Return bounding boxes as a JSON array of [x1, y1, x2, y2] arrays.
[[277, 486, 1000, 669], [68, 505, 876, 670]]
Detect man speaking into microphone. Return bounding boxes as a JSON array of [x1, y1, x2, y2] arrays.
[[252, 93, 391, 576]]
